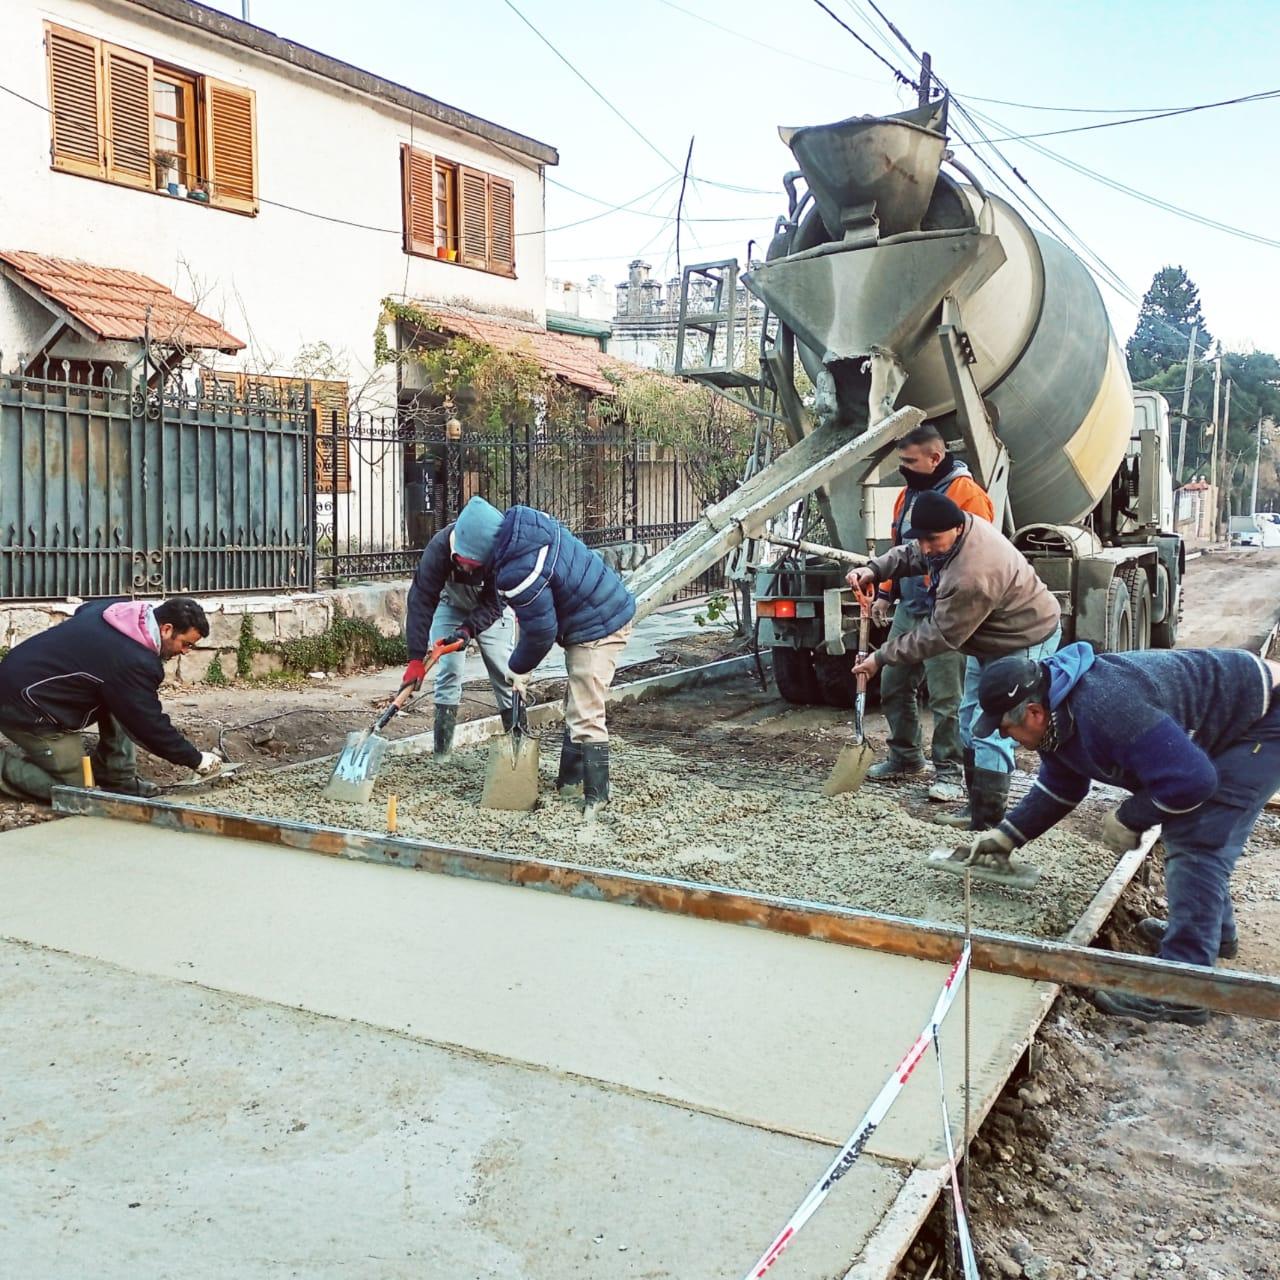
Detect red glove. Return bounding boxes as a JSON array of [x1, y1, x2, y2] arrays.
[[402, 658, 427, 689]]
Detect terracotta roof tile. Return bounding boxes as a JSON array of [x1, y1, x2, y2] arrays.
[[0, 251, 245, 352], [419, 305, 632, 396]]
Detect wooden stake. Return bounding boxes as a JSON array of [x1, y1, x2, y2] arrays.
[[81, 756, 95, 788], [386, 794, 397, 834]]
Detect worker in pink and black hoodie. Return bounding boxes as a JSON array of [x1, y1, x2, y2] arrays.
[[0, 596, 221, 801]]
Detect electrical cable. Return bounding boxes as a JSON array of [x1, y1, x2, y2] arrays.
[[809, 0, 917, 88]]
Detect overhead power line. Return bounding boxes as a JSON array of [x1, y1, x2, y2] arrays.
[[809, 0, 917, 88]]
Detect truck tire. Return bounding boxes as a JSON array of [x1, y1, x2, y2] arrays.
[[1151, 566, 1180, 648], [1102, 576, 1134, 653], [1121, 567, 1152, 650], [773, 647, 822, 705], [814, 653, 858, 708]]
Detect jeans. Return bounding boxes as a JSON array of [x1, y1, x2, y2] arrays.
[[879, 608, 964, 770], [429, 600, 513, 713], [1158, 698, 1280, 967], [0, 709, 136, 802], [959, 626, 1062, 773]]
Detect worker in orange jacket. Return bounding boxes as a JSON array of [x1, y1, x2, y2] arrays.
[[868, 422, 994, 808]]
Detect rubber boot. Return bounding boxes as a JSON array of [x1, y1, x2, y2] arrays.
[[433, 705, 458, 756], [581, 741, 610, 816], [556, 730, 584, 797], [94, 772, 160, 798], [967, 767, 1010, 831], [934, 747, 976, 827], [1137, 916, 1238, 961]]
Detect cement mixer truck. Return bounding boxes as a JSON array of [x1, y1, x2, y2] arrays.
[[625, 99, 1184, 707]]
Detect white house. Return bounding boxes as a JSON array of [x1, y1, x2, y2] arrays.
[[0, 0, 558, 401]]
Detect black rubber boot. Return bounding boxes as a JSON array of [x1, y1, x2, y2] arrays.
[[934, 747, 976, 828], [556, 730, 584, 796], [1094, 989, 1209, 1026], [968, 767, 1010, 830], [95, 774, 160, 798], [433, 705, 458, 756], [1137, 916, 1238, 961], [581, 741, 610, 815]]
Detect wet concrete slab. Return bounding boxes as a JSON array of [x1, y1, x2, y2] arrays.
[[0, 817, 1054, 1172], [0, 939, 903, 1280]]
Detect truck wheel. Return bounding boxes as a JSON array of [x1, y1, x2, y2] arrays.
[[1121, 567, 1152, 650], [1151, 568, 1180, 648], [772, 647, 822, 705], [1102, 576, 1134, 652], [814, 654, 858, 708]]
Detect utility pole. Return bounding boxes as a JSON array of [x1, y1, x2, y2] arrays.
[[1208, 355, 1222, 524], [1252, 417, 1264, 518], [918, 53, 933, 107], [1174, 323, 1198, 483], [1219, 378, 1233, 537]]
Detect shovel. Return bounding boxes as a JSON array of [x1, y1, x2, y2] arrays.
[[823, 582, 878, 797], [480, 686, 540, 811], [322, 638, 464, 803]]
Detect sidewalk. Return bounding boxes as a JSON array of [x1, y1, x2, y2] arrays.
[[334, 599, 718, 700]]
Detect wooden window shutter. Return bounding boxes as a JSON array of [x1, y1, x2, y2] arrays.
[[458, 167, 490, 269], [400, 145, 434, 256], [46, 24, 104, 177], [488, 176, 515, 275], [204, 80, 258, 214], [103, 44, 154, 190]]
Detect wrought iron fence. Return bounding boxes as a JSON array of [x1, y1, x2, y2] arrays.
[[314, 412, 733, 600], [0, 360, 312, 600]]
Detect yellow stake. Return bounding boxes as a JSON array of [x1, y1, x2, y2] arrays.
[[81, 756, 95, 788], [387, 794, 398, 834]]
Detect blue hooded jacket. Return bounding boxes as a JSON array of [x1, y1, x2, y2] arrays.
[[1000, 643, 1274, 846], [488, 505, 636, 674]]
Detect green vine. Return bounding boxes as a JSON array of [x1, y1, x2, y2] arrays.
[[205, 651, 228, 686], [275, 609, 405, 675], [236, 614, 259, 678]]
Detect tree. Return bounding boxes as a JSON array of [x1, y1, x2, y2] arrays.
[[1125, 266, 1213, 382]]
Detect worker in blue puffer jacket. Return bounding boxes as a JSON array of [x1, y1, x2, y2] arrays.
[[449, 496, 636, 813]]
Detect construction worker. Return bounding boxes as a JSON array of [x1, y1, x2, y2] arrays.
[[0, 597, 221, 802], [868, 423, 994, 802], [404, 516, 514, 755], [959, 643, 1280, 1024], [847, 490, 1061, 829], [448, 495, 636, 814]]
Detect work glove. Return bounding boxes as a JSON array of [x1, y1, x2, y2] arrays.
[[196, 750, 223, 776], [1101, 809, 1142, 853], [963, 828, 1016, 869], [402, 658, 427, 690], [845, 566, 876, 591], [870, 597, 893, 628], [510, 671, 531, 698]]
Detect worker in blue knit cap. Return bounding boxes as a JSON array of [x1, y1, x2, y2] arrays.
[[960, 642, 1280, 1025], [449, 496, 636, 815]]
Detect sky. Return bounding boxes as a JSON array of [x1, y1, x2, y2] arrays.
[[208, 0, 1280, 354]]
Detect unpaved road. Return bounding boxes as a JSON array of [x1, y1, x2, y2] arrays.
[[1179, 547, 1280, 650]]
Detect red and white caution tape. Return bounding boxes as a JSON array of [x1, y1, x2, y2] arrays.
[[741, 944, 972, 1279]]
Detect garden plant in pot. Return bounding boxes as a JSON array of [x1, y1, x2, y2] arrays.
[[154, 149, 179, 194]]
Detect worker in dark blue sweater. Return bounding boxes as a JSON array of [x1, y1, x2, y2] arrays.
[[958, 642, 1280, 1025]]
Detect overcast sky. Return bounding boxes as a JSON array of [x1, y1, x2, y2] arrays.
[[213, 0, 1280, 354]]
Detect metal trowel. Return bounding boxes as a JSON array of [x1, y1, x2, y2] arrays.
[[925, 845, 1042, 890], [823, 581, 877, 797], [480, 688, 539, 810]]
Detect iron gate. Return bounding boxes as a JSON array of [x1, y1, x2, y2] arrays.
[[0, 361, 312, 599]]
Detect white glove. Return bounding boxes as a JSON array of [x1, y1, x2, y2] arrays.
[[1100, 809, 1142, 853], [196, 750, 223, 776], [964, 828, 1016, 867], [870, 597, 893, 627], [509, 672, 531, 698]]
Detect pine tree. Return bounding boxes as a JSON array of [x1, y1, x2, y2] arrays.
[[1125, 266, 1213, 382]]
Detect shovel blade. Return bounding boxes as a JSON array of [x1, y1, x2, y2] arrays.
[[480, 732, 540, 811], [925, 846, 1042, 891], [322, 730, 390, 804], [822, 740, 876, 797]]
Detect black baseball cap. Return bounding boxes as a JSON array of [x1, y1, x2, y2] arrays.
[[973, 655, 1049, 738]]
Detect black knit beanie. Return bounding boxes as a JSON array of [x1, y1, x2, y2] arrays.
[[909, 490, 966, 533]]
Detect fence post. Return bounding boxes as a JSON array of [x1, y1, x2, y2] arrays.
[[306, 384, 317, 591]]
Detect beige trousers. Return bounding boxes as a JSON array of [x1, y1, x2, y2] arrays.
[[563, 621, 633, 744]]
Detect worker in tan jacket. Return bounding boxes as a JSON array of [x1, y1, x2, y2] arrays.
[[848, 490, 1061, 829]]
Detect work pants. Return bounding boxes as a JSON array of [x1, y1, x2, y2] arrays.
[[959, 626, 1062, 773], [564, 621, 633, 744], [1158, 698, 1280, 968], [879, 608, 964, 771], [429, 601, 514, 713], [0, 709, 136, 803]]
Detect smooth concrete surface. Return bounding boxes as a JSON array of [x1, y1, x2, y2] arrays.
[[0, 940, 904, 1279], [0, 818, 1053, 1168]]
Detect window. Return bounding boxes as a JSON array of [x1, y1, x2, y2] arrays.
[[45, 23, 258, 214], [401, 145, 515, 277]]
